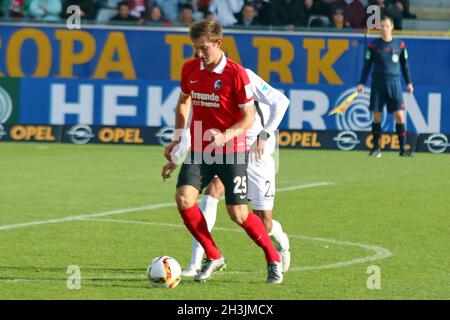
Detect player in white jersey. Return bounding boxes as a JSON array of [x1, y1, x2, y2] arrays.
[[162, 69, 291, 276]]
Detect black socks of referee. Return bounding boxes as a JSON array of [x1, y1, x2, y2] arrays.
[[372, 122, 382, 150], [396, 123, 407, 151], [372, 122, 406, 151]]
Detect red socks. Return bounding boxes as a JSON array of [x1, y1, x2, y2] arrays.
[[241, 212, 281, 263], [180, 205, 279, 263], [179, 204, 221, 260]]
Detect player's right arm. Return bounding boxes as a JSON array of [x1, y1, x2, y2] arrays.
[[164, 93, 191, 161], [161, 161, 177, 181], [164, 62, 193, 161], [175, 93, 191, 134], [358, 41, 375, 92]]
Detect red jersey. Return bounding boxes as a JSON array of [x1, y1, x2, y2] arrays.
[[180, 53, 254, 153]]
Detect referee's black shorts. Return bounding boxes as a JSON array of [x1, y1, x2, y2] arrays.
[[369, 80, 405, 113], [176, 152, 249, 205]]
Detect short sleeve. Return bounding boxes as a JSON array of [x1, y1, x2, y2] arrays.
[[180, 62, 190, 95], [234, 67, 254, 108]]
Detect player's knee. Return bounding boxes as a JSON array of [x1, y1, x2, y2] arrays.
[[373, 112, 383, 123], [176, 189, 196, 210], [394, 111, 405, 123], [204, 177, 224, 199], [227, 205, 248, 225], [229, 214, 246, 225]]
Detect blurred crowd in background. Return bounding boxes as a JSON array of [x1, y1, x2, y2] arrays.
[[0, 0, 419, 30]]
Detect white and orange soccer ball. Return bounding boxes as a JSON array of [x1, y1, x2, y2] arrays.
[[147, 256, 182, 288]]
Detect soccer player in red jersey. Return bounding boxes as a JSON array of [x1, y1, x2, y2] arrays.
[[164, 20, 283, 284]]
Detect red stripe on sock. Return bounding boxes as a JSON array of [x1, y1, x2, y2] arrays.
[[241, 212, 280, 263], [179, 204, 221, 260]]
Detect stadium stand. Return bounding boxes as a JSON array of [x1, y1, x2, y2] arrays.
[[405, 0, 450, 30], [0, 0, 449, 31]]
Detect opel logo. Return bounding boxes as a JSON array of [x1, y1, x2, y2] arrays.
[[424, 134, 450, 154], [0, 87, 13, 124], [67, 125, 95, 145], [156, 127, 175, 146], [333, 130, 360, 151]]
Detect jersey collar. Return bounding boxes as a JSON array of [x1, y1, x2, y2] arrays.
[[200, 51, 227, 74]]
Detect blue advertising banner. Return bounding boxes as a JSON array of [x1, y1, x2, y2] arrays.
[[19, 78, 449, 134], [0, 23, 449, 132]]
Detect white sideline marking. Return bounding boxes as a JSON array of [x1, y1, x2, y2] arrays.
[[0, 182, 333, 232], [0, 275, 146, 283], [0, 220, 393, 283], [0, 217, 391, 282], [78, 217, 392, 274], [0, 203, 175, 232]]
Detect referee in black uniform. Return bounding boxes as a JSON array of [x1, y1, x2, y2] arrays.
[[358, 14, 414, 157]]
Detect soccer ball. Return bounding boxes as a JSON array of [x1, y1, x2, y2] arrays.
[[147, 256, 182, 288]]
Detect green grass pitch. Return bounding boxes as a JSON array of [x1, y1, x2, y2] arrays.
[[0, 142, 449, 299]]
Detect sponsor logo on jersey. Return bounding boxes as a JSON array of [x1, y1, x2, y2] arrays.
[[191, 90, 220, 108], [261, 84, 271, 93], [191, 91, 220, 101]]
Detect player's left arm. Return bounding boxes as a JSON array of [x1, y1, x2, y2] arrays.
[[257, 88, 289, 159], [249, 70, 290, 137], [246, 69, 289, 159], [400, 41, 414, 94]]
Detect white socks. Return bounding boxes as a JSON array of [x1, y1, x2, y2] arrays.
[[268, 219, 289, 251], [189, 195, 219, 267]]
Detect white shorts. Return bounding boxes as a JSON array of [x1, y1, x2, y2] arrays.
[[247, 136, 276, 211]]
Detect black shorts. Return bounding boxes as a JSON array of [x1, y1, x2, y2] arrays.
[[369, 80, 405, 113], [176, 152, 249, 205]]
